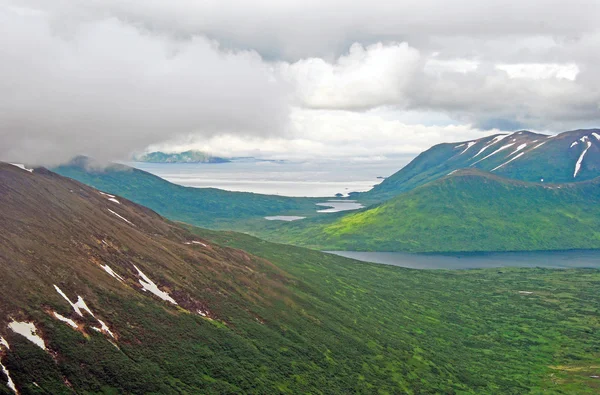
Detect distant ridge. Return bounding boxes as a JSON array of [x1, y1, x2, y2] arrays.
[[135, 149, 230, 163], [364, 128, 600, 200]]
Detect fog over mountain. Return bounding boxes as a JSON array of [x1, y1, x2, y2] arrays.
[[1, 0, 600, 164]]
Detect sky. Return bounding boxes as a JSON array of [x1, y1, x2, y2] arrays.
[[1, 0, 599, 165]]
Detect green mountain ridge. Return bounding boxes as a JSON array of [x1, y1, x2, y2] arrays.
[[52, 157, 320, 229], [135, 150, 230, 163], [364, 128, 600, 201], [266, 169, 600, 252], [1, 162, 599, 393]]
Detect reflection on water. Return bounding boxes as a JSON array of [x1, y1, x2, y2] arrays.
[[326, 250, 600, 270]]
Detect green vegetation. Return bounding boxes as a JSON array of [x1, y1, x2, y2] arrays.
[[2, 163, 600, 393], [364, 129, 600, 201], [260, 169, 600, 252], [135, 150, 231, 163], [186, 226, 600, 394], [52, 158, 320, 229], [4, 226, 600, 394]]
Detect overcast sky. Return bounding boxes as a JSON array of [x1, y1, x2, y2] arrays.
[[1, 0, 600, 165]]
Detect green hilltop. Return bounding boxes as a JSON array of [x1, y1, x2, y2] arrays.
[[262, 169, 600, 252], [52, 157, 320, 229]]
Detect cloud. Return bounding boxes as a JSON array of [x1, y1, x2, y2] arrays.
[[279, 43, 420, 109], [17, 0, 600, 60], [150, 107, 495, 160], [0, 4, 288, 165], [280, 42, 600, 131], [1, 1, 600, 165]]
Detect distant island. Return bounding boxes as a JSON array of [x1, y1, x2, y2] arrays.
[[135, 150, 231, 164]]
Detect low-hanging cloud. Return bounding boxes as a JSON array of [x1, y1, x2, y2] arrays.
[[2, 1, 600, 166], [0, 5, 288, 165]]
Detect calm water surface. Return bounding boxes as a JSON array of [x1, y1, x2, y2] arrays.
[[127, 158, 408, 197], [326, 250, 600, 270]]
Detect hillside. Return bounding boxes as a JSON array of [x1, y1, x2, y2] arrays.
[[52, 157, 319, 229], [134, 150, 230, 163], [269, 169, 600, 252], [1, 162, 600, 393], [365, 128, 600, 200]]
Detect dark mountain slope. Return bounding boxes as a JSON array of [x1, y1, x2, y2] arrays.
[[52, 157, 319, 229], [269, 169, 600, 252], [365, 128, 600, 200], [1, 163, 600, 393]]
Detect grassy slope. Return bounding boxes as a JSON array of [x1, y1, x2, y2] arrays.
[[186, 226, 600, 394], [52, 159, 320, 229], [261, 170, 600, 252], [1, 164, 600, 393]]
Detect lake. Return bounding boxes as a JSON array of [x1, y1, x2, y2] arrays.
[[326, 250, 600, 270], [127, 158, 408, 197]]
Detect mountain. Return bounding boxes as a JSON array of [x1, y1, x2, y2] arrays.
[[52, 157, 319, 229], [365, 128, 600, 200], [135, 150, 230, 163], [268, 169, 600, 252], [1, 162, 599, 393]]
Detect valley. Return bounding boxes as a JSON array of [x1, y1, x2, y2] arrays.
[[1, 163, 599, 393]]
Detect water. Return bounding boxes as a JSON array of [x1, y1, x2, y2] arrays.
[[316, 200, 365, 213], [326, 250, 600, 270], [127, 158, 407, 197], [264, 216, 306, 221]]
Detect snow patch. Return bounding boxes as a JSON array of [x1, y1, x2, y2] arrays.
[[7, 321, 46, 350], [107, 198, 120, 204], [491, 152, 525, 171], [574, 141, 592, 178], [447, 170, 459, 176], [471, 143, 515, 165], [134, 265, 177, 305], [531, 142, 546, 150], [101, 264, 123, 281], [570, 141, 578, 148], [472, 135, 509, 158], [508, 143, 527, 156], [184, 241, 207, 247], [107, 209, 135, 226], [93, 319, 115, 338], [54, 285, 94, 317], [0, 361, 16, 394], [454, 143, 465, 148], [52, 312, 78, 329], [459, 141, 476, 155], [592, 132, 600, 141], [54, 286, 116, 338], [99, 191, 115, 198], [8, 163, 33, 173], [0, 337, 16, 393], [580, 135, 589, 142]]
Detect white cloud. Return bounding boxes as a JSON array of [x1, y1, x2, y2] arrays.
[[496, 63, 580, 80], [279, 42, 420, 109], [1, 1, 599, 165], [0, 4, 288, 165], [150, 107, 496, 160]]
